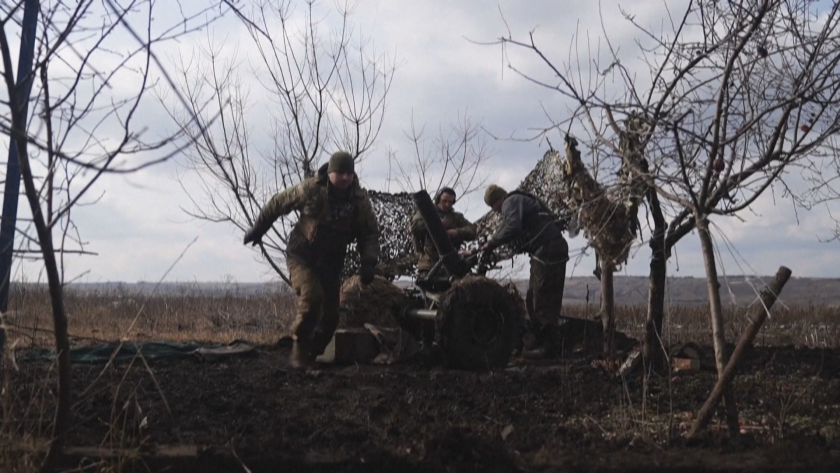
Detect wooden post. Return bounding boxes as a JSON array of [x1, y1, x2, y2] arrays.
[[687, 266, 792, 439]]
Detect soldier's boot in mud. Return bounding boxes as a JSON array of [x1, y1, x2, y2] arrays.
[[522, 339, 551, 359], [522, 324, 559, 360], [289, 340, 317, 370], [512, 320, 534, 357]]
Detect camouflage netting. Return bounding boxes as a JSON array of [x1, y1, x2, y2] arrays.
[[342, 151, 579, 278], [340, 131, 643, 279], [339, 275, 406, 328], [561, 147, 638, 268], [560, 117, 647, 269], [343, 190, 418, 279]]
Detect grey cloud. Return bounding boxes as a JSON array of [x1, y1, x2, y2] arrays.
[[6, 0, 840, 282]]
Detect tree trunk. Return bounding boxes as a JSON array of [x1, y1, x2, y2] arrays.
[[600, 258, 615, 356], [688, 266, 792, 439], [11, 127, 71, 471], [696, 216, 739, 435], [644, 188, 667, 372]]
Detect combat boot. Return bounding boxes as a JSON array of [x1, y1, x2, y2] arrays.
[[522, 339, 551, 359], [289, 340, 317, 370], [522, 324, 559, 360]]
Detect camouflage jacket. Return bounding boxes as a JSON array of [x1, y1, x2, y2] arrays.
[[251, 163, 380, 269], [410, 208, 477, 270]]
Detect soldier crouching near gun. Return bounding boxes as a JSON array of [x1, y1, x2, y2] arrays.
[[243, 151, 380, 369], [410, 187, 477, 278], [482, 184, 569, 359]]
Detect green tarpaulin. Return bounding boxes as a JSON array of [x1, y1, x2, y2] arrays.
[[20, 340, 255, 364]]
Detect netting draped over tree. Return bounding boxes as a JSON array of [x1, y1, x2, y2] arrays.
[[345, 150, 577, 279]]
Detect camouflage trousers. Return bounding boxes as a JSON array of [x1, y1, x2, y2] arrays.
[[526, 237, 569, 329], [286, 256, 342, 357]]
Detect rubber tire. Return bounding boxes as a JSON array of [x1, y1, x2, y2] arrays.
[[435, 275, 522, 371]]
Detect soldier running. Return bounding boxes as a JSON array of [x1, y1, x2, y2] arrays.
[[243, 151, 380, 369], [482, 184, 569, 358]]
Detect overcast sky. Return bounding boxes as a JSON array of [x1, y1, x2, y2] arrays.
[[5, 0, 840, 284]]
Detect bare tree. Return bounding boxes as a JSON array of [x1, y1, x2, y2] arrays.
[[493, 0, 840, 431], [386, 110, 492, 201], [0, 0, 222, 467], [168, 0, 395, 285]]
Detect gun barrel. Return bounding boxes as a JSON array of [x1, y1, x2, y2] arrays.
[[403, 308, 438, 321], [411, 190, 469, 278]]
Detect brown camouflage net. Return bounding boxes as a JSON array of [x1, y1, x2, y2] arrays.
[[338, 275, 407, 328], [561, 146, 637, 269], [560, 115, 647, 269]]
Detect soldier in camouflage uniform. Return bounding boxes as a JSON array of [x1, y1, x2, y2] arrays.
[[243, 151, 380, 369], [410, 187, 477, 277], [482, 184, 569, 359]]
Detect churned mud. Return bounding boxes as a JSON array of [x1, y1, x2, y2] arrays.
[[6, 341, 840, 472]]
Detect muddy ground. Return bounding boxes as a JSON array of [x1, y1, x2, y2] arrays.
[[5, 341, 840, 472]]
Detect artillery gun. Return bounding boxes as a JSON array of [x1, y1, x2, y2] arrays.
[[396, 190, 523, 371]]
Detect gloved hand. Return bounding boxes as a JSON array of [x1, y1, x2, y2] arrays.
[[360, 263, 375, 285], [243, 227, 262, 246]]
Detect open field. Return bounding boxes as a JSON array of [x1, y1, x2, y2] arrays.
[[15, 274, 840, 305], [2, 283, 840, 472], [3, 281, 838, 348]]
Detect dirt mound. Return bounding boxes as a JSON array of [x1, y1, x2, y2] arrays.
[[339, 275, 407, 328]]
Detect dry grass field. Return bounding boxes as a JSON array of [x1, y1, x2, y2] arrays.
[[2, 282, 837, 349], [1, 283, 839, 472]]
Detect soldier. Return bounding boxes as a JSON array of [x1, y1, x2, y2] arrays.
[[482, 184, 569, 358], [243, 151, 379, 369], [410, 187, 477, 277]]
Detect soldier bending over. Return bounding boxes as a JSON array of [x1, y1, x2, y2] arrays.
[[482, 184, 569, 359]]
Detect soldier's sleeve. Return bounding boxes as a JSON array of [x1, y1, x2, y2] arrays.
[[356, 193, 380, 267], [251, 180, 309, 236], [454, 213, 477, 241]]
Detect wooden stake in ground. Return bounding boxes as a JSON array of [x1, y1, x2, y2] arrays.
[[687, 266, 793, 439]]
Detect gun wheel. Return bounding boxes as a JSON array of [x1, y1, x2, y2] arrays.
[[436, 275, 522, 371]]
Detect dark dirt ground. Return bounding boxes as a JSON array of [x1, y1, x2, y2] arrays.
[[6, 341, 840, 473]]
